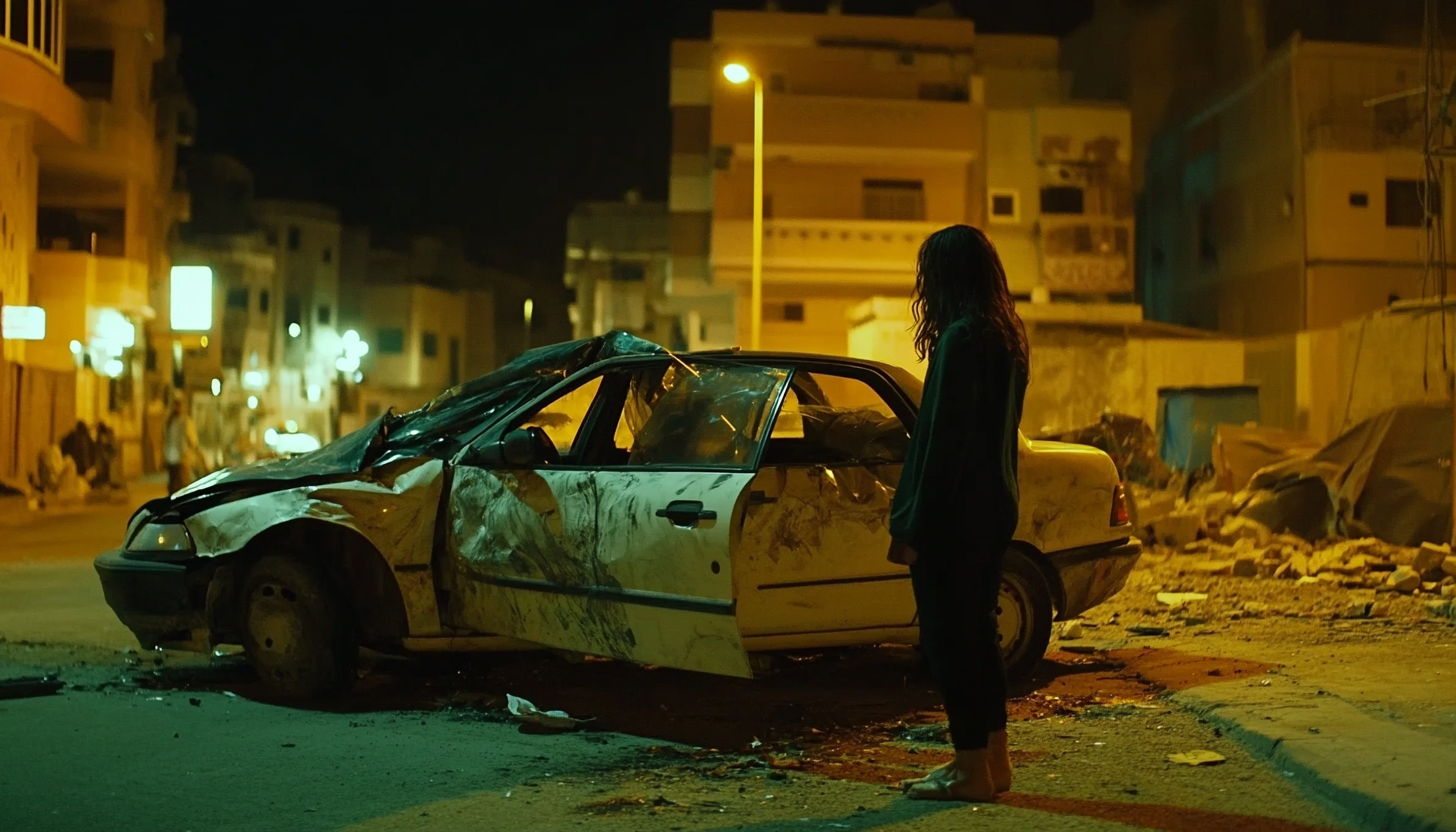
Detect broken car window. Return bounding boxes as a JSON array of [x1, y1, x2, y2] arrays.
[[764, 371, 909, 465], [518, 376, 604, 460], [625, 364, 788, 467]]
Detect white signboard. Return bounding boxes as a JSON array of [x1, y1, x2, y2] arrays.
[[170, 266, 214, 332], [1, 306, 46, 340]]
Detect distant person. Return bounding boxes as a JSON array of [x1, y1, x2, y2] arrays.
[[93, 421, 117, 488], [59, 420, 95, 481], [888, 225, 1029, 803], [164, 396, 199, 494]]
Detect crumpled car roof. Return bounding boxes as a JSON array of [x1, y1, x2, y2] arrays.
[[163, 332, 664, 506]]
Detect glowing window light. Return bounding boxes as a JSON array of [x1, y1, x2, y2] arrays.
[[1, 306, 46, 340], [169, 266, 213, 332], [306, 384, 322, 402]]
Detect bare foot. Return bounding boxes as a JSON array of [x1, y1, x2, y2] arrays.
[[904, 750, 996, 803], [988, 730, 1013, 793]]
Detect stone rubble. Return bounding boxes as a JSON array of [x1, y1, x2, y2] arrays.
[[1118, 486, 1456, 627]]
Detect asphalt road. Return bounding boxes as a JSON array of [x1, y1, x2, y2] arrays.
[[0, 498, 1374, 832]]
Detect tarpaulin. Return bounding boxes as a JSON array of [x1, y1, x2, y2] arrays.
[[1211, 425, 1322, 494], [1238, 403, 1452, 546]]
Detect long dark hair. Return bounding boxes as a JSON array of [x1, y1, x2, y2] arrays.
[[911, 224, 1029, 369]]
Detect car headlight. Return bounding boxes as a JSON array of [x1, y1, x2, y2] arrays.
[[125, 522, 195, 555]]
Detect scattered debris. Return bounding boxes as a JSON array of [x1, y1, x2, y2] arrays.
[[1127, 626, 1168, 637], [506, 693, 589, 732], [1168, 750, 1227, 766]]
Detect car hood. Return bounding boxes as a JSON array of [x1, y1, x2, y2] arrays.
[[146, 331, 664, 519]]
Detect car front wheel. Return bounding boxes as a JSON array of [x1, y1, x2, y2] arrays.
[[241, 555, 357, 700], [997, 549, 1054, 682]]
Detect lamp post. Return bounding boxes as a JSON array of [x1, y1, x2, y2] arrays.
[[724, 62, 763, 351]]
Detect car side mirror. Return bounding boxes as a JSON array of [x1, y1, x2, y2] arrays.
[[463, 429, 538, 468]]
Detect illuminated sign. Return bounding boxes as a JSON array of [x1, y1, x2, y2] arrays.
[[1, 306, 46, 340], [170, 266, 214, 331]]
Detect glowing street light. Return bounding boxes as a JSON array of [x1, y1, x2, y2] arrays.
[[288, 322, 301, 338], [723, 62, 764, 350]]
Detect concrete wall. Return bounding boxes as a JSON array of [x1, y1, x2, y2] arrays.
[[1335, 303, 1456, 433]]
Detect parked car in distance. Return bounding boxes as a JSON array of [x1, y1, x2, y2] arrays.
[[97, 333, 1141, 699]]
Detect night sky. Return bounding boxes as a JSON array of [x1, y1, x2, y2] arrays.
[[168, 0, 1091, 280]]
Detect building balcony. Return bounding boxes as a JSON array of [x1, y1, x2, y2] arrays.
[[714, 93, 982, 164], [0, 0, 83, 146], [1038, 216, 1134, 294], [711, 218, 940, 284]]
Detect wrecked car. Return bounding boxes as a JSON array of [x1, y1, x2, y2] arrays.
[[96, 333, 1141, 698]]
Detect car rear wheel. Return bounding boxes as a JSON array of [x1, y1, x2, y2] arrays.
[[997, 549, 1054, 682], [241, 555, 357, 700]]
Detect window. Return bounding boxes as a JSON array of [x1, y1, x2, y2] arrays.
[[1386, 178, 1440, 227], [766, 302, 805, 322], [64, 49, 115, 100], [287, 226, 301, 250], [511, 362, 787, 467], [611, 262, 646, 282], [1040, 186, 1085, 215], [518, 376, 604, 460], [917, 82, 969, 102], [765, 371, 908, 465], [258, 290, 271, 314], [225, 288, 250, 310], [1349, 191, 1369, 208], [377, 328, 405, 354], [317, 305, 332, 325], [863, 180, 925, 221], [322, 247, 333, 264], [989, 188, 1020, 223], [284, 295, 302, 329], [422, 331, 438, 358]]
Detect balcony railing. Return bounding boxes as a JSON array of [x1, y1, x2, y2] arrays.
[[1, 0, 65, 75], [1039, 216, 1134, 294], [712, 218, 941, 279]]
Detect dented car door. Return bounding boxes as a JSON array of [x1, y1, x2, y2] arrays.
[[444, 359, 789, 678]]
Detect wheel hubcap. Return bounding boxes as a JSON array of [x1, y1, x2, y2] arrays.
[[247, 582, 303, 658], [996, 576, 1032, 658]]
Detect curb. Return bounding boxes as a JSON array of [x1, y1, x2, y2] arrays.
[[1171, 680, 1455, 832]]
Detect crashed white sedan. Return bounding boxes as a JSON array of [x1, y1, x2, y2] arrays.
[[97, 333, 1141, 699]]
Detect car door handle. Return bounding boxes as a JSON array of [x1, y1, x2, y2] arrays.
[[656, 500, 717, 527]]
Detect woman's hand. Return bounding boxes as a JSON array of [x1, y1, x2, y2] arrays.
[[887, 539, 918, 566]]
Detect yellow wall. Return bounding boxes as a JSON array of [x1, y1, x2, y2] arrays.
[[715, 160, 970, 223]]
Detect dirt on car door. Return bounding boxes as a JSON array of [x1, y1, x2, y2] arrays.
[[440, 360, 790, 678]]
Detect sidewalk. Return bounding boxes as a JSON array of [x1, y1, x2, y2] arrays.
[[0, 475, 166, 529]]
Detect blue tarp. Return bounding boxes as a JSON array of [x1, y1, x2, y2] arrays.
[[1157, 385, 1260, 471]]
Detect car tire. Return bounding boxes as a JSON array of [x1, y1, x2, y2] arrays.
[[241, 555, 357, 700], [997, 549, 1054, 683]]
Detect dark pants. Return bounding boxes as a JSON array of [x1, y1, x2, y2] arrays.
[[167, 462, 192, 495], [910, 547, 1008, 751]]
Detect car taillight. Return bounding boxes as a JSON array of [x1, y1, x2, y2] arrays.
[[1111, 483, 1129, 526]]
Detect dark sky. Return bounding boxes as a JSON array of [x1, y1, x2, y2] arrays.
[[168, 0, 1091, 278]]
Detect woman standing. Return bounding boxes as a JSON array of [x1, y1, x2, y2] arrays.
[[888, 224, 1029, 802]]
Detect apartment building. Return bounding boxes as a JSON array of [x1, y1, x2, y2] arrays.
[[0, 0, 181, 482], [563, 191, 670, 342], [665, 7, 1135, 359]]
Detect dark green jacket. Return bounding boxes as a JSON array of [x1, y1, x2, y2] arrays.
[[889, 318, 1028, 557]]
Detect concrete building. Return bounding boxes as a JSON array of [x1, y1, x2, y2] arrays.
[[1, 0, 182, 484], [563, 191, 671, 343], [254, 200, 342, 445], [666, 7, 1137, 360], [346, 283, 468, 433], [1125, 32, 1455, 337]]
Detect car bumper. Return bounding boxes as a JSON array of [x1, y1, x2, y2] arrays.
[[1047, 538, 1142, 620], [94, 549, 210, 650]]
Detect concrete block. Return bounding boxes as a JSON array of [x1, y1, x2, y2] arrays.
[[1413, 542, 1450, 574], [1442, 555, 1456, 578], [1385, 565, 1421, 593]]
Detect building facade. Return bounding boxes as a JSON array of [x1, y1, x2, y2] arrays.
[[664, 7, 1135, 359], [564, 191, 671, 342], [1, 0, 181, 484]]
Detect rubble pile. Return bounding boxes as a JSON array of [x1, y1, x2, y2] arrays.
[[1127, 485, 1456, 625]]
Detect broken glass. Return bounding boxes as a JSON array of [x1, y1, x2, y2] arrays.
[[627, 364, 788, 467]]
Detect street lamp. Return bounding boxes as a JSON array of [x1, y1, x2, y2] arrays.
[[724, 62, 764, 351]]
